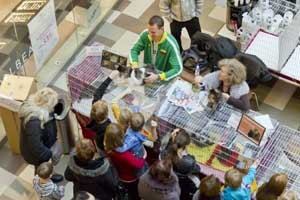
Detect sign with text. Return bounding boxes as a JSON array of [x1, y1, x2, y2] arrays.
[[28, 0, 59, 70]]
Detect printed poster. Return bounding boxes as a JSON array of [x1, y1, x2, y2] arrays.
[[28, 0, 59, 70]]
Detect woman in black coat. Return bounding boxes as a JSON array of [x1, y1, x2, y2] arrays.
[[19, 88, 60, 167], [65, 139, 119, 200]]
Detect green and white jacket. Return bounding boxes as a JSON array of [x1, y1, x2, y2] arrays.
[[130, 30, 183, 81]]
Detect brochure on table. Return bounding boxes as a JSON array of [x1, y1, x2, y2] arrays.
[[166, 79, 208, 114]]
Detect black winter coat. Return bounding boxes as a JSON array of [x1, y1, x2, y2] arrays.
[[161, 141, 201, 200], [20, 116, 57, 166], [86, 119, 111, 151], [64, 155, 119, 200], [174, 155, 201, 200]]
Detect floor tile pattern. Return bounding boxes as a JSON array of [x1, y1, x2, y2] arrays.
[[1, 0, 300, 199]]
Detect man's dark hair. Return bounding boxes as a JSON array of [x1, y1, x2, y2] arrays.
[[148, 15, 164, 28]]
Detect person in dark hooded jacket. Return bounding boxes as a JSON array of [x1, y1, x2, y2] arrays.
[[64, 139, 119, 200], [161, 128, 201, 200], [138, 159, 181, 200]]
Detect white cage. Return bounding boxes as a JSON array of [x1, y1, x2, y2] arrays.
[[256, 125, 300, 197]]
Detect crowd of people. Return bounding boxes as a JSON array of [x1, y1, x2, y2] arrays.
[[17, 2, 297, 200], [19, 69, 296, 200]]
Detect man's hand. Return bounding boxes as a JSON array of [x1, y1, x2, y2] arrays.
[[131, 62, 139, 69], [109, 70, 120, 79], [144, 72, 159, 84]]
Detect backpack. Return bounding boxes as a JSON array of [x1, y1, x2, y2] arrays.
[[182, 45, 209, 73], [215, 36, 239, 59], [235, 52, 273, 87], [191, 31, 238, 70]]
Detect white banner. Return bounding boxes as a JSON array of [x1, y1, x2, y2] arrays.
[[28, 0, 59, 70]]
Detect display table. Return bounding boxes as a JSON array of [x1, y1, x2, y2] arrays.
[[67, 44, 299, 196]]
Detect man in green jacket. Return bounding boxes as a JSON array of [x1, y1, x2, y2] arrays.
[[130, 15, 183, 84]]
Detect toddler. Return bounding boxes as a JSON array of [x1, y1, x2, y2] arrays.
[[33, 162, 64, 200], [222, 160, 259, 200]]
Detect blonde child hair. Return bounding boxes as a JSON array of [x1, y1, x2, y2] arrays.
[[119, 108, 132, 131], [225, 169, 243, 189], [130, 112, 145, 132], [90, 100, 108, 124], [104, 123, 124, 152]]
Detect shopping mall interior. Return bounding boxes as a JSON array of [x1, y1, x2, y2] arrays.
[[0, 0, 300, 199]]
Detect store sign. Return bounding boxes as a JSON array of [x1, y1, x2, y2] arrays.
[[9, 45, 33, 74], [27, 0, 59, 70]]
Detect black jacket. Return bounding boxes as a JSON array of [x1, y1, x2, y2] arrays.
[[86, 77, 112, 150], [86, 119, 111, 150], [161, 142, 201, 200], [64, 155, 119, 200], [20, 116, 57, 166], [175, 155, 201, 200]]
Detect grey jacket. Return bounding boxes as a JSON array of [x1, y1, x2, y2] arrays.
[[138, 170, 181, 200], [33, 176, 64, 200], [159, 0, 204, 22], [203, 71, 250, 111]]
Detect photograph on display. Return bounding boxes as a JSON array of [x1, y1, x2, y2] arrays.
[[237, 114, 266, 145], [101, 50, 128, 74]]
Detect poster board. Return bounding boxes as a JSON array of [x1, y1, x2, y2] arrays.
[[237, 114, 266, 145], [28, 0, 59, 70], [0, 74, 35, 101]]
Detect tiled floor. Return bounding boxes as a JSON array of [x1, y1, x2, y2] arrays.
[[1, 0, 300, 199]]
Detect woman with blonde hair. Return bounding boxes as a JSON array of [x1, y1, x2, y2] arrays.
[[194, 58, 250, 111], [19, 87, 63, 182]]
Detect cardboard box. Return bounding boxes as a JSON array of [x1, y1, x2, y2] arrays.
[[0, 74, 36, 154]]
